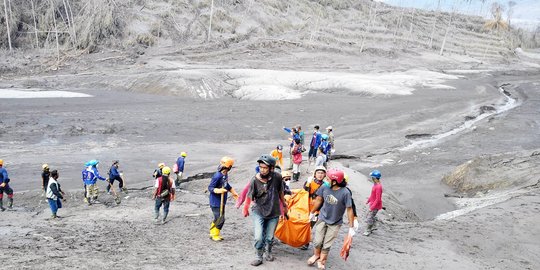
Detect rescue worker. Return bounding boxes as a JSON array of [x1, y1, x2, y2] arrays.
[[174, 152, 187, 188], [0, 159, 13, 211], [153, 163, 165, 179], [152, 166, 175, 224], [300, 166, 327, 250], [243, 155, 287, 266], [107, 160, 126, 194], [270, 145, 284, 169], [308, 169, 355, 270], [41, 164, 50, 194], [82, 160, 107, 205], [364, 170, 383, 236], [46, 170, 66, 218], [208, 156, 239, 241]]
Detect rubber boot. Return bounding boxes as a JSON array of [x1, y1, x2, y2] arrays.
[[52, 213, 58, 219], [0, 200, 5, 212], [209, 223, 216, 238], [294, 172, 301, 182], [8, 198, 13, 209], [264, 243, 275, 261], [211, 228, 223, 241], [251, 249, 264, 266]]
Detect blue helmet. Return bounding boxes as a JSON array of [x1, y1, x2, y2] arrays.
[[86, 159, 99, 167], [321, 134, 329, 140], [369, 170, 381, 179]]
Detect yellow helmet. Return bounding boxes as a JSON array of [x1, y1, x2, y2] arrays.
[[42, 164, 49, 170], [181, 152, 187, 157], [344, 174, 349, 183], [0, 159, 3, 166], [162, 166, 171, 175], [158, 163, 165, 168], [220, 156, 234, 169]]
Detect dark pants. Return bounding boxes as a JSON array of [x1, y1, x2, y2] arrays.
[[0, 185, 14, 199], [308, 146, 317, 158], [106, 176, 124, 192], [47, 198, 62, 215], [155, 199, 170, 218], [211, 206, 225, 230]]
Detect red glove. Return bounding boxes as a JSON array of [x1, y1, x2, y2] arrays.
[[243, 198, 251, 217]]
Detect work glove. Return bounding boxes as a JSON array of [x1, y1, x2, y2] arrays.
[[309, 212, 317, 222], [0, 183, 5, 188], [353, 219, 359, 231], [306, 177, 313, 184], [213, 188, 227, 194], [348, 227, 356, 237]]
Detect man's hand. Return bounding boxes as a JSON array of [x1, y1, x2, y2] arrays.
[[213, 188, 227, 194], [0, 183, 5, 188]]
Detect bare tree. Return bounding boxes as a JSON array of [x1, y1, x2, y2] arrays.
[[207, 0, 214, 42], [30, 0, 39, 48], [2, 0, 12, 50], [507, 1, 516, 27]]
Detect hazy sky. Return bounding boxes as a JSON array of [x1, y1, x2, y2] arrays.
[[382, 0, 540, 29]]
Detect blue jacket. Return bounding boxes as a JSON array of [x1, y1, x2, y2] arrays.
[[283, 127, 301, 147], [0, 167, 9, 184], [176, 157, 185, 173], [319, 141, 331, 155], [82, 166, 106, 185], [310, 131, 322, 149], [208, 171, 232, 208], [109, 165, 121, 180]]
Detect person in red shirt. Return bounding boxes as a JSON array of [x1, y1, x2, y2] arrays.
[[364, 170, 383, 236]]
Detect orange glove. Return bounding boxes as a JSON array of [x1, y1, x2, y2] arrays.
[[243, 198, 251, 217]]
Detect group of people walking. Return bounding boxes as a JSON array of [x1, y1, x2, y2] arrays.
[[1, 124, 384, 269]]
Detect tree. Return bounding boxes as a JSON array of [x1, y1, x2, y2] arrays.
[[207, 0, 214, 42], [3, 0, 12, 51], [485, 2, 508, 32], [507, 1, 516, 27]]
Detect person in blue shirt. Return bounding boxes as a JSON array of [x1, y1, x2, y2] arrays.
[[174, 152, 187, 189], [107, 160, 126, 194], [308, 125, 322, 170], [208, 156, 239, 242], [82, 159, 107, 205], [0, 159, 13, 211]]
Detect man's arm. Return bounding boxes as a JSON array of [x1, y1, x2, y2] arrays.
[[310, 196, 323, 214]]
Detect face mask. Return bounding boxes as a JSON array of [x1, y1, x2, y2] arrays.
[[323, 181, 331, 188], [285, 180, 290, 187]]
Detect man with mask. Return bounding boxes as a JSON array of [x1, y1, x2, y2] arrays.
[[243, 155, 287, 267], [307, 168, 355, 270]]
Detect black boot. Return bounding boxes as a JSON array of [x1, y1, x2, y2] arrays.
[[0, 200, 5, 211], [293, 172, 300, 182], [264, 244, 275, 261], [251, 249, 264, 266], [8, 198, 13, 209]]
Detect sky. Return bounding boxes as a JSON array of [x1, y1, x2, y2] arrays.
[[382, 0, 540, 30]]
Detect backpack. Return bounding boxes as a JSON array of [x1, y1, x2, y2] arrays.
[[160, 176, 170, 199]]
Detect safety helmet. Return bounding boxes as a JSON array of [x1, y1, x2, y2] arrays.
[[314, 166, 327, 174], [181, 152, 187, 157], [257, 154, 276, 167], [326, 168, 345, 184], [220, 156, 235, 169], [344, 174, 349, 183], [281, 171, 293, 178], [42, 164, 49, 170], [0, 159, 3, 166], [370, 170, 382, 179], [277, 144, 283, 151], [86, 159, 99, 167], [158, 163, 165, 168], [162, 166, 171, 175], [326, 126, 333, 130], [321, 134, 329, 140]]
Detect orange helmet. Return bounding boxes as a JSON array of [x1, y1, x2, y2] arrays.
[[220, 156, 234, 169], [0, 159, 3, 166]]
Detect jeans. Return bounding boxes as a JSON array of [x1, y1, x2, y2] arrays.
[[155, 199, 170, 218], [252, 211, 279, 250], [47, 198, 62, 215], [211, 206, 225, 230]]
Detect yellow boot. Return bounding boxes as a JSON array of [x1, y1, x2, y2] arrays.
[[209, 223, 216, 238], [211, 228, 223, 241]]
